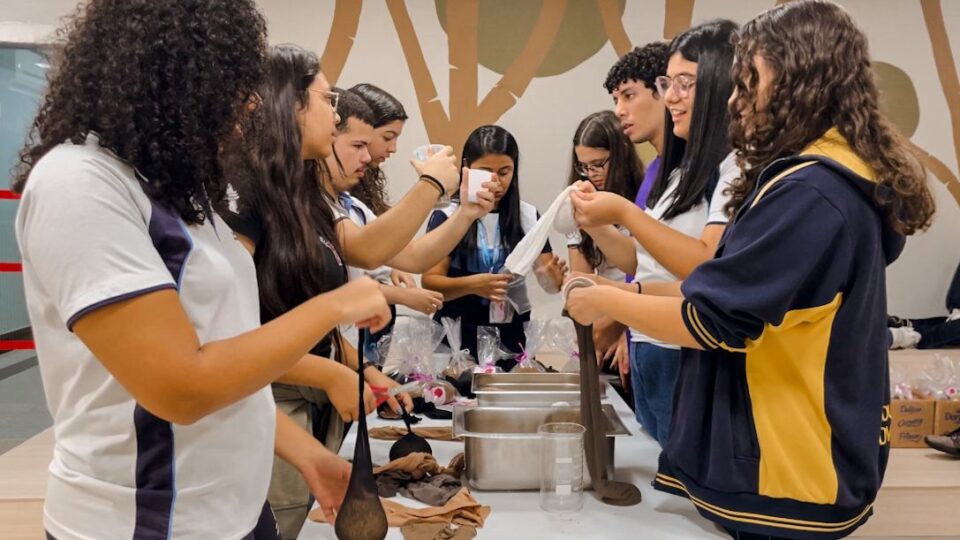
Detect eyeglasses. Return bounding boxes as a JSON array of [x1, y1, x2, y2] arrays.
[[655, 74, 697, 99], [575, 158, 609, 177], [309, 88, 340, 110]]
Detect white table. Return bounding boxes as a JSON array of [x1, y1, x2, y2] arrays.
[[301, 388, 728, 540]]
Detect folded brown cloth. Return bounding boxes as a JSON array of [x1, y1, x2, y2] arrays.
[[400, 522, 477, 540], [401, 474, 462, 507], [374, 452, 465, 477], [377, 469, 415, 498], [375, 453, 466, 505], [369, 426, 461, 442], [383, 489, 490, 528], [309, 488, 490, 529]]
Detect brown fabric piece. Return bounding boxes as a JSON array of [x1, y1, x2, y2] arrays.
[[369, 426, 461, 441], [374, 452, 465, 477], [400, 474, 462, 506], [575, 322, 643, 506], [445, 453, 465, 476], [383, 489, 490, 528], [375, 452, 442, 478], [400, 522, 477, 540], [377, 469, 412, 498], [310, 489, 490, 528], [375, 453, 465, 505]]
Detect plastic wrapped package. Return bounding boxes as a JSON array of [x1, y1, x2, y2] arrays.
[[474, 326, 504, 374], [547, 318, 581, 373], [440, 317, 477, 379], [511, 319, 547, 373], [889, 354, 960, 400], [392, 317, 460, 405]]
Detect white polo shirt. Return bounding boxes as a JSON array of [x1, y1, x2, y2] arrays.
[[15, 135, 276, 540], [631, 151, 739, 348]]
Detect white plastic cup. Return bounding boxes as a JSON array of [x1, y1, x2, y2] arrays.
[[467, 169, 493, 203], [539, 422, 585, 513], [412, 144, 447, 162]]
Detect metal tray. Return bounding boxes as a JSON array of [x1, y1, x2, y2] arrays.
[[471, 372, 606, 407], [452, 404, 630, 491]]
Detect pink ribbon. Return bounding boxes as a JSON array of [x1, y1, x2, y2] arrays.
[[412, 372, 435, 384]]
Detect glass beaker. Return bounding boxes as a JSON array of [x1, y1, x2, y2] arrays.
[[538, 422, 585, 513]]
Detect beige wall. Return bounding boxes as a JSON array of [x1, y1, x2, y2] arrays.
[[4, 0, 959, 318]]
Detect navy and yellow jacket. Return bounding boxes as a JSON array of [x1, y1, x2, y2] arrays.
[[655, 129, 902, 539]]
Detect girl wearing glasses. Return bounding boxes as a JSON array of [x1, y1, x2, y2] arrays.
[[565, 110, 644, 385], [568, 1, 934, 537], [566, 110, 645, 281], [221, 46, 494, 537], [423, 125, 567, 361], [569, 20, 740, 444]]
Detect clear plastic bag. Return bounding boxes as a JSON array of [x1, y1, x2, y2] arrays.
[[440, 317, 477, 379], [504, 272, 532, 315], [890, 365, 914, 400], [511, 319, 547, 373], [917, 354, 960, 400], [890, 354, 960, 401], [392, 317, 460, 404], [548, 318, 581, 373], [475, 326, 504, 374]]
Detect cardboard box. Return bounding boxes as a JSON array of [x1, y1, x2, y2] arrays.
[[933, 400, 960, 436], [889, 399, 935, 448]]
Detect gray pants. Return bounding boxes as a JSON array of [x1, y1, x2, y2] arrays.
[[270, 383, 345, 540]]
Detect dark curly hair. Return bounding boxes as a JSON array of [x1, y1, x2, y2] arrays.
[[350, 84, 409, 216], [604, 41, 670, 95], [728, 0, 934, 234], [13, 0, 267, 225], [567, 111, 644, 269]]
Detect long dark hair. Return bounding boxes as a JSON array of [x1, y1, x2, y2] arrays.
[[245, 45, 345, 322], [14, 0, 267, 225], [456, 125, 525, 257], [350, 83, 409, 216], [567, 111, 644, 269], [647, 19, 738, 220], [728, 0, 934, 234]]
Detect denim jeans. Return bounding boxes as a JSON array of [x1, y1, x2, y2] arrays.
[[629, 341, 681, 444]]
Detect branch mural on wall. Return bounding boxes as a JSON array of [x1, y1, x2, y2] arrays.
[[385, 0, 567, 150], [663, 0, 696, 39], [320, 0, 363, 85], [917, 0, 960, 205], [317, 0, 958, 206], [597, 0, 694, 54], [596, 0, 633, 56]]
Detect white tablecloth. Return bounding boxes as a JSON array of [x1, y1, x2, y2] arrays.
[[301, 388, 728, 540]]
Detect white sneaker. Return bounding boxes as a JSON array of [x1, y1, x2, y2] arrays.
[[947, 308, 960, 322], [889, 326, 921, 349]]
